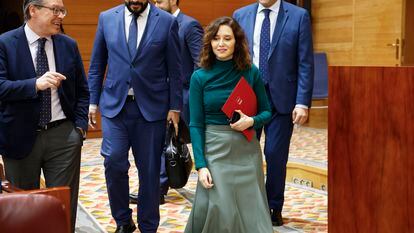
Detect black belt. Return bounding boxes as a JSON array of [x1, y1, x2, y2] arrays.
[[37, 119, 67, 131], [126, 95, 135, 101]]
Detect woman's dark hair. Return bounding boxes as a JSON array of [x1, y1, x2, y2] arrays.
[[199, 16, 251, 71]]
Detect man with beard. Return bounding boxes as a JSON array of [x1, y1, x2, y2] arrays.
[[128, 0, 202, 205], [88, 0, 182, 232]]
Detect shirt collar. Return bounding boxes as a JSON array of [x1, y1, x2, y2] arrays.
[[172, 8, 180, 17], [124, 3, 151, 19], [257, 0, 280, 14], [24, 23, 52, 46]]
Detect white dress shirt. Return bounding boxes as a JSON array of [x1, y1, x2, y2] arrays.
[[25, 24, 66, 123], [125, 4, 150, 96], [172, 8, 180, 17], [253, 1, 308, 109], [90, 5, 152, 111], [124, 4, 150, 50], [252, 0, 281, 68], [90, 4, 180, 113]]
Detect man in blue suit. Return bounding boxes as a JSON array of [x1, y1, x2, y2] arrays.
[[0, 0, 89, 231], [154, 0, 203, 125], [126, 0, 202, 204], [87, 0, 182, 232], [234, 0, 314, 226]]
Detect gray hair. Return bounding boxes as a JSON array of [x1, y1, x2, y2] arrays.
[[23, 0, 44, 21]]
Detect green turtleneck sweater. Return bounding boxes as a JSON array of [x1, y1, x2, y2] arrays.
[[189, 60, 272, 169]]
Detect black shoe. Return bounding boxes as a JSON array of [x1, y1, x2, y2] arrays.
[[270, 209, 283, 226], [160, 194, 165, 205], [115, 218, 136, 233], [129, 193, 138, 204]]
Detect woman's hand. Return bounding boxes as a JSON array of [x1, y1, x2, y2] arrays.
[[198, 167, 214, 189], [230, 110, 254, 131]]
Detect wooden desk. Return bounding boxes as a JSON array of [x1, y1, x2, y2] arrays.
[[328, 66, 414, 232]]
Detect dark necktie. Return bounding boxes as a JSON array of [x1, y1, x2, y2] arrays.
[[128, 14, 138, 59], [36, 38, 51, 127], [259, 9, 271, 84]]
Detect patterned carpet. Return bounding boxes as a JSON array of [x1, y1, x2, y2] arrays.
[[289, 126, 327, 166], [78, 126, 327, 233]]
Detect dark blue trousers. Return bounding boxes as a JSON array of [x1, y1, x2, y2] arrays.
[[101, 100, 165, 233], [263, 113, 294, 212], [159, 149, 168, 196]]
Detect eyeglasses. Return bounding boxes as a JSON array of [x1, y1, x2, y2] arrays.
[[34, 5, 67, 17]]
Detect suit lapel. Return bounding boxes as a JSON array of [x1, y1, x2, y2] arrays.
[[246, 5, 258, 56], [134, 5, 160, 62], [51, 35, 64, 96], [176, 12, 183, 28], [115, 7, 130, 61], [16, 27, 36, 79], [268, 1, 288, 60], [52, 35, 63, 74]]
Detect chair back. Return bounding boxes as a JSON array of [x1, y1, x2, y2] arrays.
[[0, 193, 69, 233], [313, 52, 329, 99]]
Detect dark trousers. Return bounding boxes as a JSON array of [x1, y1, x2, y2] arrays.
[[101, 100, 165, 233], [263, 113, 294, 212], [3, 121, 82, 232], [159, 149, 169, 196]]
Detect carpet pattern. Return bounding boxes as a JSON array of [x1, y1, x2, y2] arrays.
[[78, 126, 328, 232]]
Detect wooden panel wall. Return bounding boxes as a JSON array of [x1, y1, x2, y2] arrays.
[[177, 0, 255, 26], [328, 66, 414, 232], [312, 0, 353, 65], [64, 0, 255, 60], [353, 0, 403, 66], [63, 0, 255, 137], [64, 0, 120, 137], [403, 0, 414, 65], [312, 0, 406, 66]]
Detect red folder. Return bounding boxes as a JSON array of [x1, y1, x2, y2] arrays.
[[221, 76, 257, 141]]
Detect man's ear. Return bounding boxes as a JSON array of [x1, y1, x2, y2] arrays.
[[29, 4, 37, 18]]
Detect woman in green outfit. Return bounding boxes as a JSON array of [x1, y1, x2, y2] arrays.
[[184, 17, 273, 233]]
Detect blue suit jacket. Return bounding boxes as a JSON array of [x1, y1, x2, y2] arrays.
[[233, 1, 314, 114], [0, 27, 90, 159], [176, 12, 203, 88], [88, 4, 182, 121]]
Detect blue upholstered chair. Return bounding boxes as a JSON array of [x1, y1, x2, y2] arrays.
[[312, 52, 329, 99]]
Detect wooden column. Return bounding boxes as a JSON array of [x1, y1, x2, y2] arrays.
[[328, 66, 414, 232]]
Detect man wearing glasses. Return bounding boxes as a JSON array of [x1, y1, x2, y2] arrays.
[[0, 0, 89, 232]]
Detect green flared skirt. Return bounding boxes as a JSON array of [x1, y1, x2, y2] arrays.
[[185, 125, 273, 233]]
